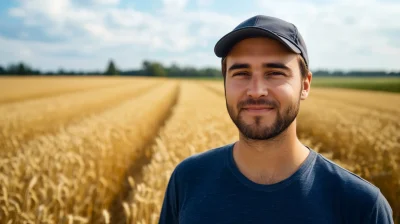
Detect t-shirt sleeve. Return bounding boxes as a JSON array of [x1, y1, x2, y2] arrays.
[[366, 190, 394, 224], [158, 168, 180, 224]]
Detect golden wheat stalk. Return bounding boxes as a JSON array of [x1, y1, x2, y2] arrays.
[[0, 79, 160, 152], [0, 80, 178, 223]]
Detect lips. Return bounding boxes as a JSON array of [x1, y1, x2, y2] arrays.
[[241, 106, 275, 114], [243, 106, 274, 110]]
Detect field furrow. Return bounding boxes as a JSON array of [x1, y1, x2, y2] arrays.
[[0, 81, 179, 223], [128, 82, 238, 223], [0, 76, 137, 104], [0, 79, 160, 152], [309, 88, 400, 115]]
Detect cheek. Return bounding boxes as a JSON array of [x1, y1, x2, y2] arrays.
[[225, 84, 235, 105], [226, 77, 250, 94], [225, 81, 242, 107], [274, 82, 301, 106]]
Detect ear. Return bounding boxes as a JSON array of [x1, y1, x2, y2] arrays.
[[301, 71, 312, 100]]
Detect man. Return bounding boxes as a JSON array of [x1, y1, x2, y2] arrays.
[[159, 15, 393, 224]]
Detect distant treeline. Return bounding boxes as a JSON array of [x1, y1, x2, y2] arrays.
[[1, 60, 399, 77], [311, 70, 400, 77]]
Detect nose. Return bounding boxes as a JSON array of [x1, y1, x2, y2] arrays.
[[247, 75, 268, 98]]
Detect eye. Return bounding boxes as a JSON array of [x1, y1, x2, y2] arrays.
[[267, 71, 286, 76], [232, 72, 249, 77]]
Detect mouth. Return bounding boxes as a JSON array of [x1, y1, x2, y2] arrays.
[[242, 106, 275, 114]]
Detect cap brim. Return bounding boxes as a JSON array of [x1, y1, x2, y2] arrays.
[[214, 27, 301, 57]]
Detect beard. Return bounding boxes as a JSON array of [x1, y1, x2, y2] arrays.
[[226, 96, 300, 141]]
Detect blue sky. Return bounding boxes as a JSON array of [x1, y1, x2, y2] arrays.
[[1, 0, 400, 72]]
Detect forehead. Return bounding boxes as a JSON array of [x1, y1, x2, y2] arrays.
[[226, 37, 298, 65]]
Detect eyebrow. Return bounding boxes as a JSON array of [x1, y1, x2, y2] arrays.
[[228, 63, 250, 72], [263, 63, 290, 70], [228, 62, 290, 72]]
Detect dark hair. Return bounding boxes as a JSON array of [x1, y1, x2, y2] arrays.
[[221, 55, 309, 80]]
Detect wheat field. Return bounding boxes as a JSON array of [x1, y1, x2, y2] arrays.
[[0, 77, 398, 223]]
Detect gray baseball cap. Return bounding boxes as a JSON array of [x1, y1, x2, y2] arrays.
[[214, 15, 309, 67]]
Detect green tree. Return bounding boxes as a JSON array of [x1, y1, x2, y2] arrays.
[[105, 59, 119, 76], [167, 63, 181, 77], [18, 63, 26, 75], [150, 62, 166, 77], [16, 62, 33, 75], [7, 64, 18, 75], [58, 68, 66, 75], [142, 61, 166, 77]]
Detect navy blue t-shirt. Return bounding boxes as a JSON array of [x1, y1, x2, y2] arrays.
[[159, 143, 393, 224]]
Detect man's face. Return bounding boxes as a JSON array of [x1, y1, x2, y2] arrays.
[[225, 37, 309, 140]]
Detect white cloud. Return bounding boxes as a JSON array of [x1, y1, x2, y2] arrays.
[[254, 0, 400, 70], [108, 8, 153, 27], [91, 0, 120, 5], [162, 0, 188, 13], [8, 8, 25, 17], [7, 0, 239, 53], [196, 0, 213, 7], [2, 0, 242, 70], [10, 0, 71, 23], [2, 0, 400, 71], [83, 23, 111, 39]]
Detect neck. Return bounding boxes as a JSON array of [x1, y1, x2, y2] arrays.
[[233, 120, 309, 185]]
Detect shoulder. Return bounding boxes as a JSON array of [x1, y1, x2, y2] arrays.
[[313, 152, 392, 219], [172, 143, 232, 181], [314, 153, 379, 201]]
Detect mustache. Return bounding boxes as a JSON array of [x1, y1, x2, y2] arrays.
[[237, 98, 279, 110]]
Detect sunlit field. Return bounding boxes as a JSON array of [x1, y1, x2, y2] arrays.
[[311, 77, 400, 93], [0, 76, 399, 223]]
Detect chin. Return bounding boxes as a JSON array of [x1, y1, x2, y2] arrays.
[[247, 123, 274, 131], [242, 115, 275, 126]]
